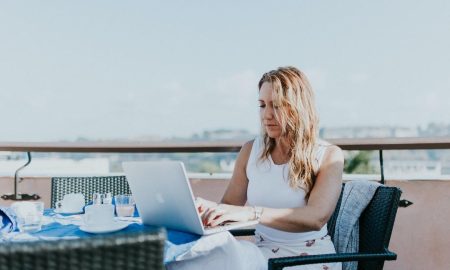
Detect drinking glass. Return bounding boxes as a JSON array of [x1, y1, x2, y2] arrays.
[[114, 195, 135, 217], [92, 193, 102, 204], [102, 192, 113, 204], [12, 201, 45, 233]]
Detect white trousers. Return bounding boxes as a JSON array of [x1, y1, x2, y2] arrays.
[[166, 232, 341, 270], [256, 233, 341, 270]]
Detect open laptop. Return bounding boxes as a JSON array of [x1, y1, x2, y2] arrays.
[[122, 161, 258, 235]]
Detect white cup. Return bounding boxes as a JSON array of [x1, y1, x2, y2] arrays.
[[83, 204, 114, 227], [56, 193, 85, 213]]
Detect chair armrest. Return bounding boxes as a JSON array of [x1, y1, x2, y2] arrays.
[[229, 228, 255, 236], [268, 248, 397, 270]]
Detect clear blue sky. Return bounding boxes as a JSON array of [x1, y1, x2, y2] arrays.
[[0, 1, 449, 141]]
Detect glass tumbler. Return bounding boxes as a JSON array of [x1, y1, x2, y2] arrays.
[[114, 195, 135, 217], [12, 201, 45, 233]]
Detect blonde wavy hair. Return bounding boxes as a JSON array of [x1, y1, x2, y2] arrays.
[[258, 66, 319, 196]]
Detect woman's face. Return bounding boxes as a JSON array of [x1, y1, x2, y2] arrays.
[[259, 82, 283, 139]]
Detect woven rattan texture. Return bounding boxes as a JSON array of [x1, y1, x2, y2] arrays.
[[358, 186, 401, 270], [0, 228, 166, 270], [51, 176, 131, 208]]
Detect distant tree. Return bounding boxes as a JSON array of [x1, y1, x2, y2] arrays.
[[197, 161, 221, 174], [344, 151, 377, 174]]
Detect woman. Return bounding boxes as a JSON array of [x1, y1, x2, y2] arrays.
[[189, 66, 343, 270]]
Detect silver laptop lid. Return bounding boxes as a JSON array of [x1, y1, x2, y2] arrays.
[[123, 161, 204, 235]]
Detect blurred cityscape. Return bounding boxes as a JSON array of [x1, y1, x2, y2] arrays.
[[1, 123, 450, 179]]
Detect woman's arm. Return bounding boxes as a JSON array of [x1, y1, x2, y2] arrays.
[[204, 145, 344, 231], [198, 141, 255, 224], [220, 140, 254, 206]]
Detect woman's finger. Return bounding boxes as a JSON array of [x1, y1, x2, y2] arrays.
[[204, 208, 218, 225], [205, 208, 226, 226], [201, 207, 216, 225], [209, 215, 231, 227]]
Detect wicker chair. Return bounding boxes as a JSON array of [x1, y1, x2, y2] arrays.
[[51, 176, 131, 208], [0, 228, 166, 270], [231, 185, 402, 270]]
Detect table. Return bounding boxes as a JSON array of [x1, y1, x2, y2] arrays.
[[1, 209, 201, 264]]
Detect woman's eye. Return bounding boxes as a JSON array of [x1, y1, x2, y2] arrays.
[[259, 104, 266, 108]]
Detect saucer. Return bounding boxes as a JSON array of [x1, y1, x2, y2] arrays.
[[54, 208, 84, 215], [79, 221, 129, 234]]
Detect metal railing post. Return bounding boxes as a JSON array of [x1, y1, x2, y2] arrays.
[[379, 149, 385, 184], [1, 152, 40, 201]]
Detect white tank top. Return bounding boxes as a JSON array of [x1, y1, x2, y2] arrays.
[[246, 136, 330, 243]]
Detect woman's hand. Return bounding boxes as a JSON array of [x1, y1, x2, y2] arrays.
[[195, 197, 218, 216], [202, 203, 254, 227]]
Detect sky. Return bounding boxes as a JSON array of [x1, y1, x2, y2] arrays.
[[0, 1, 449, 141]]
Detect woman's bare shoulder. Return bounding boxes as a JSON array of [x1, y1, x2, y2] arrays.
[[241, 139, 255, 152], [237, 139, 255, 161], [321, 143, 344, 164], [233, 139, 254, 166]]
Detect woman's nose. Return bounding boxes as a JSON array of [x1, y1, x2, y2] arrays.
[[263, 107, 273, 120]]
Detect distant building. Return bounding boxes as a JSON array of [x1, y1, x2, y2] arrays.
[[393, 127, 420, 137], [320, 126, 418, 139], [0, 151, 23, 161], [0, 158, 110, 176], [193, 129, 255, 141], [418, 123, 450, 137], [375, 160, 443, 179]]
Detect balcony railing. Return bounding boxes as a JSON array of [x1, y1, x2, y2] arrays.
[[1, 137, 450, 152], [1, 136, 450, 201]]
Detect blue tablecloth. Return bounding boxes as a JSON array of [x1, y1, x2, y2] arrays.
[[0, 207, 200, 264], [0, 207, 16, 234]]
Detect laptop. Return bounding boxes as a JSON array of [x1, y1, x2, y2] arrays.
[[122, 161, 258, 235]]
